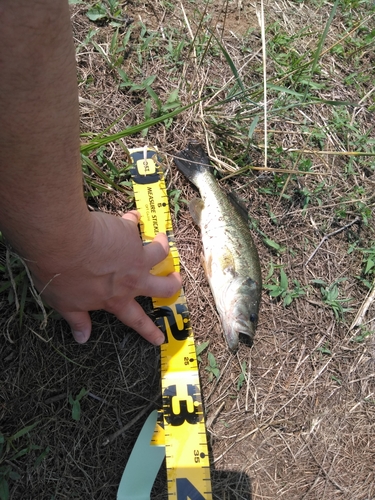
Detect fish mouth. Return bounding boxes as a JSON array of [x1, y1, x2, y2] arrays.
[[222, 316, 256, 352]]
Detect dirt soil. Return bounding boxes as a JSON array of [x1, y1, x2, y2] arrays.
[[1, 1, 375, 499]]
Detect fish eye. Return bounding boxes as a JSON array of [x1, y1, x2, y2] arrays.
[[249, 313, 258, 323]]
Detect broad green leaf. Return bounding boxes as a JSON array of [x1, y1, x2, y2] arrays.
[[145, 86, 161, 109], [8, 471, 21, 481], [196, 341, 209, 356], [72, 400, 81, 422], [311, 279, 326, 286], [86, 3, 107, 21], [365, 258, 374, 274], [167, 88, 179, 103], [143, 75, 157, 87], [117, 68, 130, 84], [269, 287, 282, 297], [76, 388, 88, 401], [327, 285, 339, 301], [0, 477, 9, 500], [284, 294, 293, 307], [207, 352, 217, 368], [280, 269, 288, 290], [264, 238, 285, 252]]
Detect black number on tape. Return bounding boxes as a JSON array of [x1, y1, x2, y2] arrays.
[[155, 304, 191, 341], [163, 384, 202, 426], [176, 478, 205, 500]]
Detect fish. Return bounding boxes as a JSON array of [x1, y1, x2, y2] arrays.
[[174, 142, 262, 351]]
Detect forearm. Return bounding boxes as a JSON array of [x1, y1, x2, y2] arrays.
[[0, 0, 90, 270]]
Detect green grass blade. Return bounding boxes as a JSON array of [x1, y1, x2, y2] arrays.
[[303, 0, 339, 100], [211, 32, 259, 105], [11, 422, 39, 441], [81, 154, 132, 194], [80, 101, 198, 155]]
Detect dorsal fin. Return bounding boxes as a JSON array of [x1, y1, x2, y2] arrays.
[[227, 191, 249, 223]]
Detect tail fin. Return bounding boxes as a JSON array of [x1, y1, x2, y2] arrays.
[[174, 142, 213, 186]]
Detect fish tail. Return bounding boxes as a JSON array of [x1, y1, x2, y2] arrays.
[[174, 142, 213, 186]]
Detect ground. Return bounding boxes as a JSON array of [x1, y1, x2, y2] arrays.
[[1, 1, 375, 499]]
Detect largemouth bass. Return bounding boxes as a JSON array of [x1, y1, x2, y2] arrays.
[[174, 142, 262, 351]]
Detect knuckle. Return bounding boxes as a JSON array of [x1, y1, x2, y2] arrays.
[[129, 314, 150, 332], [164, 281, 179, 297]]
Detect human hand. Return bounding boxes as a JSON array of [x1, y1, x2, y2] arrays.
[[29, 210, 181, 345]]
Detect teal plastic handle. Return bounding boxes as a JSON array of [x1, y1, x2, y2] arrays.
[[117, 410, 165, 500]]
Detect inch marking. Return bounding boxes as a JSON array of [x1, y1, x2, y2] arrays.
[[129, 147, 212, 500]]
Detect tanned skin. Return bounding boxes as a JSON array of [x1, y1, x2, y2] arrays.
[[0, 0, 181, 345]]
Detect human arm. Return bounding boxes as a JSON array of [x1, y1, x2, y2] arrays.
[[0, 0, 181, 344]]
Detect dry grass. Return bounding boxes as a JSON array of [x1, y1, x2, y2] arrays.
[[1, 1, 375, 499]]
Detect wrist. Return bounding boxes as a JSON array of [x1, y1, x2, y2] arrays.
[[6, 205, 93, 279]]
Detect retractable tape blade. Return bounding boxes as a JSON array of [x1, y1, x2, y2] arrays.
[[129, 147, 212, 500]]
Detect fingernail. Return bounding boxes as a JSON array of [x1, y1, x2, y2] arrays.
[[73, 331, 87, 344], [153, 334, 165, 346]]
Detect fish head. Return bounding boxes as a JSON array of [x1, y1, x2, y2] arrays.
[[218, 276, 261, 352]]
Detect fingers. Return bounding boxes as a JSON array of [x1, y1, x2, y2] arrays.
[[60, 310, 92, 344], [143, 232, 170, 268], [121, 210, 140, 224], [122, 214, 172, 269], [143, 271, 182, 298], [116, 299, 165, 346]]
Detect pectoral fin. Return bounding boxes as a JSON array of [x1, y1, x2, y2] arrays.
[[189, 197, 204, 226], [200, 252, 212, 279]]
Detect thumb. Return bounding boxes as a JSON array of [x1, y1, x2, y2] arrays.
[[60, 311, 92, 344]]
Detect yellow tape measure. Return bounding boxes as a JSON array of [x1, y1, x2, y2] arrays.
[[129, 147, 212, 500]]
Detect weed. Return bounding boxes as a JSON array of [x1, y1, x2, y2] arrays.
[[312, 278, 353, 320], [86, 0, 128, 27], [205, 352, 220, 382], [91, 26, 133, 69], [119, 75, 181, 133], [0, 247, 49, 328], [196, 343, 220, 382], [349, 241, 375, 288], [168, 189, 187, 219], [317, 342, 332, 355], [351, 326, 374, 343], [331, 375, 342, 385], [0, 423, 49, 500], [257, 173, 291, 199], [195, 341, 209, 363], [265, 267, 306, 306], [263, 237, 286, 254], [95, 145, 132, 187], [360, 244, 375, 278], [68, 388, 88, 422], [80, 100, 195, 156], [81, 154, 127, 197]]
